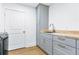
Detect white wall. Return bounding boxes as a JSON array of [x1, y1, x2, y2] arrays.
[[49, 3, 79, 30], [3, 3, 36, 48], [0, 4, 4, 32]]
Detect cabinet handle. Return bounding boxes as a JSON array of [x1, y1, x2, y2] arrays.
[[43, 39, 47, 43], [43, 39, 45, 43], [58, 44, 66, 48], [23, 31, 26, 34], [58, 37, 65, 41]]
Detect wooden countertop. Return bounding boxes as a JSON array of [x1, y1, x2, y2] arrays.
[[41, 29, 79, 39], [51, 33, 79, 39]]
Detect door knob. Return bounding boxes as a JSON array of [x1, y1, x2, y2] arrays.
[[23, 31, 26, 34]]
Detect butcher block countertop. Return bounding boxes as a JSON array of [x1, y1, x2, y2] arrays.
[[41, 29, 79, 39]]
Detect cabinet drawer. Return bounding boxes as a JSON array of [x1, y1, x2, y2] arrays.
[[53, 41, 76, 55], [53, 35, 76, 48], [41, 33, 52, 39], [53, 49, 67, 55]]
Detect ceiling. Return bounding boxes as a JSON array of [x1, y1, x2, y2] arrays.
[[20, 3, 51, 8]]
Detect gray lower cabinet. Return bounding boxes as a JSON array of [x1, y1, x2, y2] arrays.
[[39, 33, 53, 55], [38, 33, 45, 49], [53, 40, 76, 55], [77, 40, 79, 55], [53, 35, 76, 48], [43, 34, 53, 55], [53, 49, 66, 55], [53, 35, 76, 55], [38, 33, 79, 55], [77, 49, 79, 55]]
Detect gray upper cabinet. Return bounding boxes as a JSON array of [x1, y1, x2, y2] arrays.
[[36, 4, 49, 46]]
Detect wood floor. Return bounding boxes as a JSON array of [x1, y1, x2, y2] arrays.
[[8, 46, 46, 55]]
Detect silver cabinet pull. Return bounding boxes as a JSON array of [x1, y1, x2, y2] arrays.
[[23, 31, 26, 34], [58, 37, 66, 41], [58, 44, 66, 48], [43, 39, 46, 43]]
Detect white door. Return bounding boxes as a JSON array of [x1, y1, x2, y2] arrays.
[[5, 9, 26, 50]]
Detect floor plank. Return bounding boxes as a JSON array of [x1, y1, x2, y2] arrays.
[[8, 46, 46, 55]]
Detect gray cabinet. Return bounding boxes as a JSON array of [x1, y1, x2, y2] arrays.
[[53, 35, 76, 48], [77, 40, 79, 54], [53, 40, 76, 55], [40, 33, 53, 55], [77, 49, 79, 55], [36, 4, 49, 48], [36, 4, 79, 55], [38, 33, 45, 49], [53, 48, 66, 55], [53, 35, 76, 55], [43, 33, 53, 55]]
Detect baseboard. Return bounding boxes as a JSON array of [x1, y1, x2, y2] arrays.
[[8, 43, 36, 51], [25, 43, 36, 48]]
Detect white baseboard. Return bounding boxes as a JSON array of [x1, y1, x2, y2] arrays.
[[8, 43, 36, 51], [25, 43, 36, 48]]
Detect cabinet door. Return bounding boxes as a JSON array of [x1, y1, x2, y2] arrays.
[[77, 49, 79, 55], [39, 33, 53, 55], [44, 36, 53, 55], [39, 4, 49, 30], [42, 34, 53, 55], [39, 34, 45, 49], [77, 40, 79, 54], [77, 40, 79, 49]]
